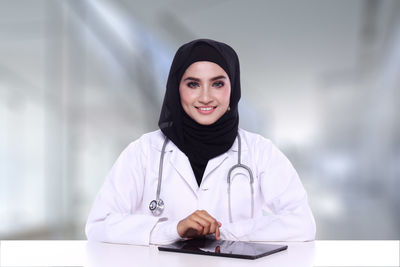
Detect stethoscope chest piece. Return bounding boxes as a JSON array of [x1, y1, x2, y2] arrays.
[[149, 199, 164, 216]]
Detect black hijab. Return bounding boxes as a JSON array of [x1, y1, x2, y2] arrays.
[[158, 39, 241, 186]]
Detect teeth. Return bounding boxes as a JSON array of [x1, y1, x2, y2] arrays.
[[199, 107, 213, 111]]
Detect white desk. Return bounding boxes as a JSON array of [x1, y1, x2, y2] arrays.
[[0, 240, 399, 267]]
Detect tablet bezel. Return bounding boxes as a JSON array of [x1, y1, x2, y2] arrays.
[[158, 239, 288, 260]]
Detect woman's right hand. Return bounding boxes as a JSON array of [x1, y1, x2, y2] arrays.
[[177, 210, 222, 240]]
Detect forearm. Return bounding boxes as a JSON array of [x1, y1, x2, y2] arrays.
[[86, 212, 160, 245], [220, 203, 316, 242]]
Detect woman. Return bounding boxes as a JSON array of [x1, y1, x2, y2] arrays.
[[85, 39, 316, 245]]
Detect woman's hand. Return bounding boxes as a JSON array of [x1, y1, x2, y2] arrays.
[[177, 210, 222, 240]]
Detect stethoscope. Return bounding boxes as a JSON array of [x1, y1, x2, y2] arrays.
[[149, 133, 254, 223]]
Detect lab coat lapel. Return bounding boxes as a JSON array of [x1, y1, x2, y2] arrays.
[[202, 133, 248, 183], [202, 153, 229, 182], [169, 148, 199, 196]]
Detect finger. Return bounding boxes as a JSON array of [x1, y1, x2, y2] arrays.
[[215, 222, 220, 240], [197, 212, 217, 234], [184, 220, 204, 238], [209, 220, 217, 235], [195, 211, 220, 237], [191, 214, 212, 236], [197, 209, 214, 219], [196, 210, 218, 234], [178, 217, 204, 238]]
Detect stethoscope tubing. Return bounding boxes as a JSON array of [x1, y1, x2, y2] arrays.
[[151, 133, 255, 223], [227, 134, 254, 223], [156, 136, 168, 201]]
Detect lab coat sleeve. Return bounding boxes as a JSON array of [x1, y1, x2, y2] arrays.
[[149, 218, 182, 245], [85, 138, 161, 245], [220, 139, 316, 241]]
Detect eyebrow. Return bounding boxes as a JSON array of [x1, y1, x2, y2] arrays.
[[183, 75, 227, 82]]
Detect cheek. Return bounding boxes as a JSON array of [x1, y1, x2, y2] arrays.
[[179, 87, 194, 106], [220, 87, 231, 106]]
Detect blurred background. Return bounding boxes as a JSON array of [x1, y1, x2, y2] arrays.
[[0, 0, 399, 240]]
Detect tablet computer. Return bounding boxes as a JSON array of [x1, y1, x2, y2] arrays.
[[158, 239, 288, 260]]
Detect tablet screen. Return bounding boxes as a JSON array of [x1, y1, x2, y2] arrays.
[[158, 239, 288, 260]]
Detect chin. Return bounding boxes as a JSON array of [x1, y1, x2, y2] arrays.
[[195, 118, 216, 126]]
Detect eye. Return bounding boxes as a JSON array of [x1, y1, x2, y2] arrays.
[[187, 81, 199, 88], [212, 81, 225, 88]]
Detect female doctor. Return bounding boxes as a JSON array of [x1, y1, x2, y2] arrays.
[[85, 39, 316, 245]]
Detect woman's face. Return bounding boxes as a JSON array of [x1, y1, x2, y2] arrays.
[[179, 61, 231, 125]]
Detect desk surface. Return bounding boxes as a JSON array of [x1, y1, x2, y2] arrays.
[[0, 240, 399, 267]]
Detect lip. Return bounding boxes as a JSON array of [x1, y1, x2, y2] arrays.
[[195, 106, 216, 115]]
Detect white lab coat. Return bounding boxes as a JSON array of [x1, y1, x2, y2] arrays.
[[85, 128, 316, 245]]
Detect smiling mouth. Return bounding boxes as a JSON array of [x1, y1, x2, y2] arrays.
[[196, 106, 216, 111], [195, 106, 216, 114]]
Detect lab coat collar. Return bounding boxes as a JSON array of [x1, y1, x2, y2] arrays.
[[150, 130, 174, 152], [202, 131, 249, 183], [151, 129, 248, 153], [229, 129, 249, 152], [168, 149, 230, 194], [150, 129, 249, 194]]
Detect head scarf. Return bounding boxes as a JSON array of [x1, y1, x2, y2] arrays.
[[158, 39, 241, 186]]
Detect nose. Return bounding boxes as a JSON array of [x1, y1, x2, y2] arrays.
[[199, 87, 212, 104]]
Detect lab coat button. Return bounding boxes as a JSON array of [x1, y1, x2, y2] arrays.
[[201, 187, 209, 191]]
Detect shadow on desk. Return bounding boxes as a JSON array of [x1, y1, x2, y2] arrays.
[[86, 240, 315, 267]]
